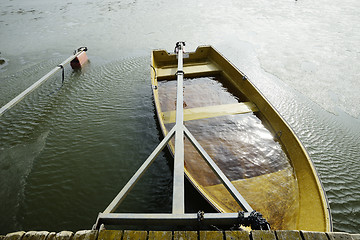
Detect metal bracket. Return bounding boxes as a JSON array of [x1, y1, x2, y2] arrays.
[[197, 211, 205, 222], [58, 64, 65, 84], [175, 70, 184, 76]]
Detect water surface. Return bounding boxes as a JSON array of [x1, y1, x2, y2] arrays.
[[1, 0, 359, 234]]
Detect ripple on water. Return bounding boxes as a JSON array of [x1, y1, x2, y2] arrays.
[[269, 79, 360, 233], [246, 65, 360, 232], [0, 56, 172, 233], [1, 52, 359, 232]]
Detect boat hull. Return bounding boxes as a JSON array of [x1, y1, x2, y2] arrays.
[[151, 46, 332, 231]]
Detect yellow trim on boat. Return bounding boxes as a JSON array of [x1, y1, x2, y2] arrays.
[[151, 46, 332, 231], [162, 102, 258, 124]]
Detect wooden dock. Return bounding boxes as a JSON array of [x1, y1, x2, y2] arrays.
[[1, 229, 359, 240]]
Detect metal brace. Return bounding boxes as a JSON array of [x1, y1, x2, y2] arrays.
[[236, 211, 270, 230], [175, 70, 184, 76], [197, 210, 205, 222], [58, 64, 65, 84]]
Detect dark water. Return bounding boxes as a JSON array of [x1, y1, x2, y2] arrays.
[[1, 0, 359, 234]]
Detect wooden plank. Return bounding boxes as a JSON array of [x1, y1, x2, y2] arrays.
[[47, 231, 74, 240], [351, 234, 360, 240], [148, 231, 172, 240], [54, 231, 74, 240], [157, 63, 220, 79], [300, 231, 328, 240], [23, 231, 49, 240], [173, 231, 198, 240], [97, 230, 122, 240], [327, 232, 355, 240], [4, 232, 25, 240], [122, 231, 147, 240], [199, 231, 223, 240], [276, 230, 301, 240], [73, 231, 98, 240], [45, 233, 56, 240], [162, 102, 258, 124], [251, 230, 276, 240], [225, 230, 250, 240]]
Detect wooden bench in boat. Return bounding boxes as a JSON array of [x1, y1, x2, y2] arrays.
[[157, 62, 221, 80], [161, 102, 258, 124]]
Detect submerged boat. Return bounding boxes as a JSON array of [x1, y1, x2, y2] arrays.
[[150, 45, 332, 231]]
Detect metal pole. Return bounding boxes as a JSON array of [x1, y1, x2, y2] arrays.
[[104, 126, 176, 214], [0, 48, 87, 117], [95, 212, 249, 227], [172, 42, 185, 214]]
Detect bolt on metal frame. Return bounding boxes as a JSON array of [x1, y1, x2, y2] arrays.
[[93, 42, 254, 229]]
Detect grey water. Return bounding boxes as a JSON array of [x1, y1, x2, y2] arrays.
[[0, 0, 359, 234]]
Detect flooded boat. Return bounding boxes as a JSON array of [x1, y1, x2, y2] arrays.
[[150, 45, 332, 231]]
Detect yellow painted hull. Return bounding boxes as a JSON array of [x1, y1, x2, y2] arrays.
[[150, 46, 332, 231]]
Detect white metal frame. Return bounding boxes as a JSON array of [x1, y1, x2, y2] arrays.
[[93, 42, 253, 229]]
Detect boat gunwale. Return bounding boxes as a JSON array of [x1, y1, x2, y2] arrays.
[[150, 45, 332, 231], [206, 46, 332, 231]]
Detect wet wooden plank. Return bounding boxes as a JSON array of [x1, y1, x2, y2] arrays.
[[23, 231, 49, 240], [301, 231, 328, 240], [73, 230, 98, 240], [276, 230, 301, 240], [48, 231, 74, 240], [173, 231, 198, 240], [46, 233, 56, 240], [199, 231, 223, 240], [97, 230, 122, 240], [225, 230, 250, 240], [3, 230, 360, 240], [251, 230, 276, 240], [57, 231, 74, 240], [327, 232, 355, 240], [157, 63, 220, 79], [122, 231, 147, 240], [4, 232, 26, 240], [162, 102, 258, 124], [148, 231, 172, 240], [351, 234, 360, 240]]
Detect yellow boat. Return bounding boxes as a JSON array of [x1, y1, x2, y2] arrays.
[[150, 45, 332, 231]]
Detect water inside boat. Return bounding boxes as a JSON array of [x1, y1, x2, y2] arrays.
[[157, 75, 300, 229]]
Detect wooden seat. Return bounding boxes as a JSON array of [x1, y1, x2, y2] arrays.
[[161, 102, 258, 124], [157, 62, 221, 80]]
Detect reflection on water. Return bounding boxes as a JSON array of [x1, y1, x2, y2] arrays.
[[159, 76, 296, 229], [0, 57, 173, 233], [184, 114, 289, 181], [205, 167, 299, 230], [0, 131, 49, 232], [160, 77, 290, 180], [158, 77, 240, 112]]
